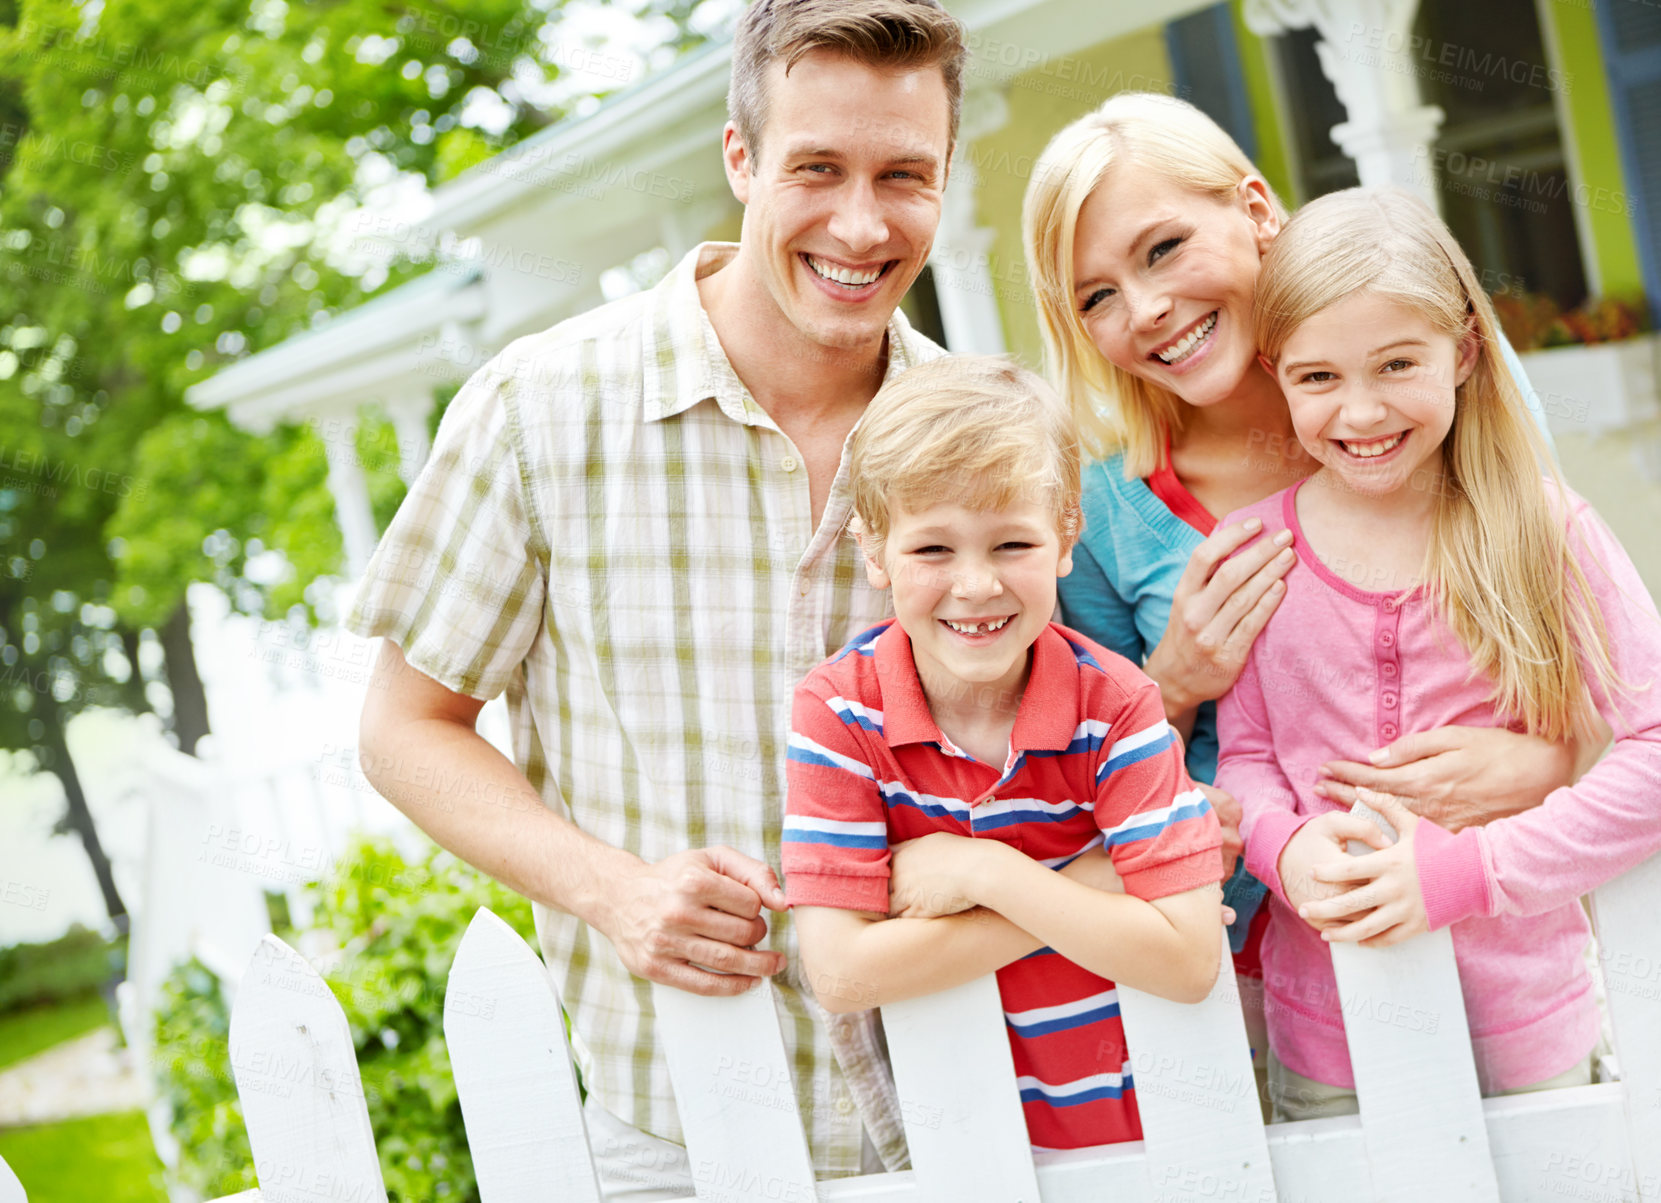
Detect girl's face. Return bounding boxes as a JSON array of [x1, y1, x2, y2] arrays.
[[1271, 291, 1478, 500], [1070, 168, 1280, 410]]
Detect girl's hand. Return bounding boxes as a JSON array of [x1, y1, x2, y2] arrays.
[[1144, 518, 1295, 721], [1300, 790, 1430, 947], [889, 833, 999, 918], [1314, 725, 1579, 833], [1276, 809, 1392, 931]]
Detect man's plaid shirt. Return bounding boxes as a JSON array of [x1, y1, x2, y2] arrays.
[[346, 242, 944, 1175]]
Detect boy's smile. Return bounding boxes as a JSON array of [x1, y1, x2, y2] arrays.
[[861, 496, 1073, 722]]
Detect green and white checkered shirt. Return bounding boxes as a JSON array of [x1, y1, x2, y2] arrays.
[[347, 242, 943, 1175]]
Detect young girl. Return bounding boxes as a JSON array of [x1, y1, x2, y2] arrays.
[[1215, 186, 1661, 1121]]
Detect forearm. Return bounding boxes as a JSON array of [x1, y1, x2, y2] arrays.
[[359, 711, 631, 929], [802, 908, 1043, 1013], [973, 859, 1218, 1002], [1571, 713, 1614, 783]]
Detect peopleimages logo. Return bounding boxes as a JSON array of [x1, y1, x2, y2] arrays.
[[1414, 147, 1628, 216], [0, 446, 140, 497], [1343, 23, 1571, 95]]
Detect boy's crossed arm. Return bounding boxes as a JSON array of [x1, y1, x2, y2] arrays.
[[795, 846, 1221, 1013], [793, 849, 1136, 1013], [786, 681, 1225, 1013]]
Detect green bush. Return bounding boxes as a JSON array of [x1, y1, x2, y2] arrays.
[[0, 925, 123, 1013], [153, 837, 539, 1201]]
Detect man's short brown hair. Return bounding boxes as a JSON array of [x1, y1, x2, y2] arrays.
[[729, 0, 967, 159]]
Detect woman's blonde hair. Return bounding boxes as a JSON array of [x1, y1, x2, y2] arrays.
[[848, 355, 1082, 557], [1022, 92, 1287, 474], [1254, 187, 1620, 742]]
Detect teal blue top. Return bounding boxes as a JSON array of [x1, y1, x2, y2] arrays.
[[1056, 335, 1555, 949]]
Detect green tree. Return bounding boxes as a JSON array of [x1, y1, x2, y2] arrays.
[[0, 0, 730, 924]]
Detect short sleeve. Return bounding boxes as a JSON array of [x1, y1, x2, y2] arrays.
[[1095, 678, 1222, 900], [782, 681, 892, 913], [345, 361, 546, 701]]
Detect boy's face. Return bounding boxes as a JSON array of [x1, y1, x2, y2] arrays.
[[721, 49, 951, 355], [861, 494, 1073, 710]]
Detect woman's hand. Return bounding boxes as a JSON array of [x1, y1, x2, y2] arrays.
[[1300, 790, 1429, 947], [1196, 782, 1243, 879], [1275, 810, 1391, 931], [889, 833, 1000, 918], [1144, 518, 1295, 730], [1314, 725, 1582, 833]]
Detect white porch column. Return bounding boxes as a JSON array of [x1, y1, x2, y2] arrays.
[[315, 412, 380, 578], [930, 88, 1012, 354], [1245, 0, 1445, 210], [386, 393, 435, 484]]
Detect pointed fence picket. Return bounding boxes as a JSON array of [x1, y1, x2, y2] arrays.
[[0, 1155, 24, 1203], [200, 850, 1661, 1203]]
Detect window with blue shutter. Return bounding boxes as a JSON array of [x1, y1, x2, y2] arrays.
[[1596, 0, 1661, 325]]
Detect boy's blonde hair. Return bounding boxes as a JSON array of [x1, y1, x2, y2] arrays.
[[849, 355, 1083, 556], [1022, 92, 1287, 474], [729, 0, 967, 160], [1254, 186, 1620, 742]]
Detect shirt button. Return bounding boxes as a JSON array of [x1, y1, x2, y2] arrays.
[[781, 455, 800, 472], [1382, 691, 1398, 709], [1382, 663, 1397, 678], [1379, 632, 1395, 648], [836, 1096, 855, 1115], [1381, 723, 1398, 739], [1384, 599, 1398, 612]]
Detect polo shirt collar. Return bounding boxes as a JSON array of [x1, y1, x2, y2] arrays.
[[640, 241, 927, 426], [874, 621, 1082, 754]]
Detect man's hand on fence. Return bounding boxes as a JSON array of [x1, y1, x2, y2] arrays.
[[1277, 810, 1391, 932], [1299, 789, 1430, 948], [605, 846, 788, 996]]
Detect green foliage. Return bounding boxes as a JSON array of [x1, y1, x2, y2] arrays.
[[150, 957, 251, 1199], [0, 0, 727, 776], [0, 1109, 166, 1202], [153, 836, 539, 1201], [0, 992, 112, 1072], [0, 924, 121, 1012]]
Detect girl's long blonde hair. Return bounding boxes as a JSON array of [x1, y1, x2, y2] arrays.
[[1022, 92, 1287, 474], [1254, 187, 1619, 742]]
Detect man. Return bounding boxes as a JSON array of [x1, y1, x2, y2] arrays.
[[348, 1, 966, 1194]]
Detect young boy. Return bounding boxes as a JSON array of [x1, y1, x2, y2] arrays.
[[782, 355, 1225, 1150]]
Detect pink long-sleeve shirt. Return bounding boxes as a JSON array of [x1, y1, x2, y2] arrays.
[[1216, 479, 1661, 1092]]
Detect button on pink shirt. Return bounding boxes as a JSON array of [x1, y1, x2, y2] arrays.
[[1216, 480, 1661, 1091]]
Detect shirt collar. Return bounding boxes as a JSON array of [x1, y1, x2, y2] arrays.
[[640, 241, 928, 425], [874, 621, 1082, 753]]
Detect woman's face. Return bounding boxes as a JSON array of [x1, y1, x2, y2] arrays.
[[1070, 168, 1280, 410]]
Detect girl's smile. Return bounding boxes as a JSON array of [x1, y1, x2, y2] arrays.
[[1271, 291, 1478, 511]]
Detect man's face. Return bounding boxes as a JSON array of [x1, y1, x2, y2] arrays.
[[723, 49, 952, 354]]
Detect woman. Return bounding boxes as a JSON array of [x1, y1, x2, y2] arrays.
[[1020, 93, 1593, 1062]]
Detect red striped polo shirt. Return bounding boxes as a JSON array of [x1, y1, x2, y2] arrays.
[[783, 620, 1223, 1150]]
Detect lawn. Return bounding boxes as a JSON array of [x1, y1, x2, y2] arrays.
[[0, 1111, 166, 1202], [0, 993, 112, 1073]]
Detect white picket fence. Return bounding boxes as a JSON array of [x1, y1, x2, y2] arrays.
[[4, 848, 1649, 1203]]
